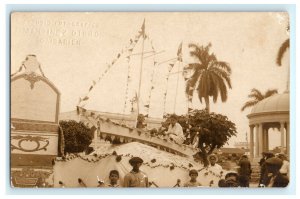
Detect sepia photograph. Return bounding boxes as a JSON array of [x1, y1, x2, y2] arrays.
[[10, 12, 290, 188]]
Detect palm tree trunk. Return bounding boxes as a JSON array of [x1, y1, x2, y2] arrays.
[[204, 96, 210, 113]]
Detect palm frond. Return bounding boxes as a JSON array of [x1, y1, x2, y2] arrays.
[[185, 71, 200, 97], [265, 89, 278, 97], [209, 73, 220, 103], [241, 100, 259, 111], [197, 72, 209, 104], [209, 67, 232, 89], [248, 88, 264, 101], [276, 39, 290, 66], [214, 61, 232, 74], [210, 72, 228, 102], [188, 63, 205, 71]]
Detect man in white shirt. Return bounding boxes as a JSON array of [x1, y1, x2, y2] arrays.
[[278, 153, 289, 178], [166, 115, 185, 144]]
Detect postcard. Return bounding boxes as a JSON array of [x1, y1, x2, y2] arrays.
[[10, 12, 290, 188]]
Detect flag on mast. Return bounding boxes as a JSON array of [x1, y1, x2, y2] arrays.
[[140, 19, 146, 38], [177, 42, 183, 62]]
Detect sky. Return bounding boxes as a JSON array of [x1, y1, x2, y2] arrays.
[[11, 12, 289, 147]]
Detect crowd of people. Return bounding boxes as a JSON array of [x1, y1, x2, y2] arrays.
[[96, 156, 204, 188], [257, 152, 289, 187], [219, 152, 290, 188], [58, 117, 290, 188], [152, 116, 290, 188], [80, 156, 217, 188], [58, 151, 289, 188]]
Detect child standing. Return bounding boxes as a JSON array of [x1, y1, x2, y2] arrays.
[[184, 169, 202, 187], [106, 170, 120, 187]]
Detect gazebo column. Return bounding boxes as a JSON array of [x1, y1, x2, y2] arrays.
[[258, 123, 264, 155], [255, 124, 260, 157], [266, 128, 269, 151], [263, 127, 268, 152], [280, 122, 285, 150], [249, 125, 255, 160], [286, 122, 290, 156]]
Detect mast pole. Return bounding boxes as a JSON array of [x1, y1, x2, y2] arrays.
[[173, 61, 180, 113], [173, 42, 183, 114], [136, 19, 146, 127]]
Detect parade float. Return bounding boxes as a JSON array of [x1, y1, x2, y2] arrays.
[[11, 20, 231, 188]]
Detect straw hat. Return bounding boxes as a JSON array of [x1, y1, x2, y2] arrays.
[[129, 157, 144, 166], [208, 154, 218, 162]]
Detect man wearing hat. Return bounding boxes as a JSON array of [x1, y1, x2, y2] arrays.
[[166, 115, 185, 144], [258, 152, 274, 186], [278, 153, 289, 178], [264, 157, 289, 187], [207, 154, 223, 174], [238, 155, 252, 187], [123, 157, 149, 187]]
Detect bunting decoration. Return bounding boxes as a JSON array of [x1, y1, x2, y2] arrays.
[[143, 36, 159, 118], [77, 20, 146, 107], [162, 58, 177, 116], [122, 20, 147, 116], [55, 153, 224, 182], [122, 43, 136, 115], [55, 152, 200, 170]]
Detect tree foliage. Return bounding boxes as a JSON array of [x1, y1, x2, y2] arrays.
[[59, 120, 93, 154], [163, 110, 237, 166], [189, 110, 237, 166], [185, 43, 232, 112]]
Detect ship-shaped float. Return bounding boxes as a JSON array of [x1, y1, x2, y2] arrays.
[[11, 20, 228, 188]]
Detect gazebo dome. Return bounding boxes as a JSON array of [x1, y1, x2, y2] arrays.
[[250, 92, 289, 114]]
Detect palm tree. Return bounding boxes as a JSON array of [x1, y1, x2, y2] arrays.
[[277, 24, 290, 66], [241, 88, 278, 111], [184, 43, 232, 112], [276, 38, 289, 66]]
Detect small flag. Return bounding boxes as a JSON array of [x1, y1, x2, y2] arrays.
[[144, 105, 150, 108], [140, 19, 145, 37], [169, 63, 174, 71], [177, 42, 183, 62], [82, 96, 89, 101]]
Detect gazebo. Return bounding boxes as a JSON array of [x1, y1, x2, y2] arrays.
[[247, 92, 289, 159]]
